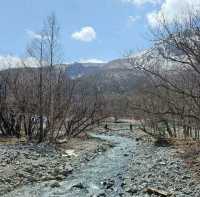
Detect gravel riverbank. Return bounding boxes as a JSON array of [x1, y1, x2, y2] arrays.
[[123, 139, 200, 196]]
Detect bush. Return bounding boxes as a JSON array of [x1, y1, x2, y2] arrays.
[[154, 137, 171, 147]]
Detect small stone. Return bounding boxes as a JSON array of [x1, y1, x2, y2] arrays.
[[72, 182, 85, 189], [5, 178, 12, 184], [1, 163, 6, 167], [39, 164, 46, 168], [41, 175, 54, 181], [102, 179, 114, 189], [159, 162, 167, 165], [50, 181, 60, 188], [32, 164, 39, 168], [17, 171, 30, 178], [62, 164, 73, 176], [182, 175, 191, 180], [126, 188, 138, 194], [97, 192, 106, 197], [56, 175, 65, 181], [24, 166, 33, 173]]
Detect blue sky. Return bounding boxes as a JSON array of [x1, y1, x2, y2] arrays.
[[0, 0, 198, 63]]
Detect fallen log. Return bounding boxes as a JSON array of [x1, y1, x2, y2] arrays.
[[145, 187, 172, 196]]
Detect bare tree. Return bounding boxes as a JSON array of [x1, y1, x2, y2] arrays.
[[129, 10, 200, 141], [0, 13, 107, 143], [43, 13, 61, 142]]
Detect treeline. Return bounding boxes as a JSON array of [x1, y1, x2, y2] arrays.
[[130, 12, 200, 140], [0, 14, 106, 143]]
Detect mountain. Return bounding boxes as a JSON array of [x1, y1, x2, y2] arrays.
[[102, 58, 132, 70], [0, 56, 145, 95], [79, 67, 144, 95], [65, 62, 105, 79], [65, 58, 134, 79], [65, 58, 144, 95]]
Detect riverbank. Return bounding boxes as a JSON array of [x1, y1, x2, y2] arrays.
[[123, 139, 200, 196], [112, 125, 200, 196]]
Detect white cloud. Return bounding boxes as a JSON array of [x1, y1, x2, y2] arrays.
[[0, 56, 106, 70], [147, 0, 200, 27], [147, 11, 160, 27], [79, 58, 107, 64], [0, 55, 39, 70], [128, 15, 140, 24], [26, 30, 43, 40], [71, 26, 96, 42], [0, 55, 22, 70], [122, 0, 161, 6]]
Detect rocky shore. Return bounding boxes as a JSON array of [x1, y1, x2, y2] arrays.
[[123, 140, 200, 196], [97, 127, 200, 197]]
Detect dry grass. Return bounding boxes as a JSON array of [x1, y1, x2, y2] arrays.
[[0, 136, 27, 145], [137, 129, 200, 179], [171, 139, 200, 179]]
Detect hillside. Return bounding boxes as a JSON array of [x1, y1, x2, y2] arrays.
[[64, 58, 144, 95]]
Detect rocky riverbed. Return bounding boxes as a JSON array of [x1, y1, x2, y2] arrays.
[[0, 135, 112, 196], [1, 123, 200, 196]]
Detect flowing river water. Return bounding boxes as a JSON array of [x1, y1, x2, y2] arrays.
[[4, 132, 136, 197]]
